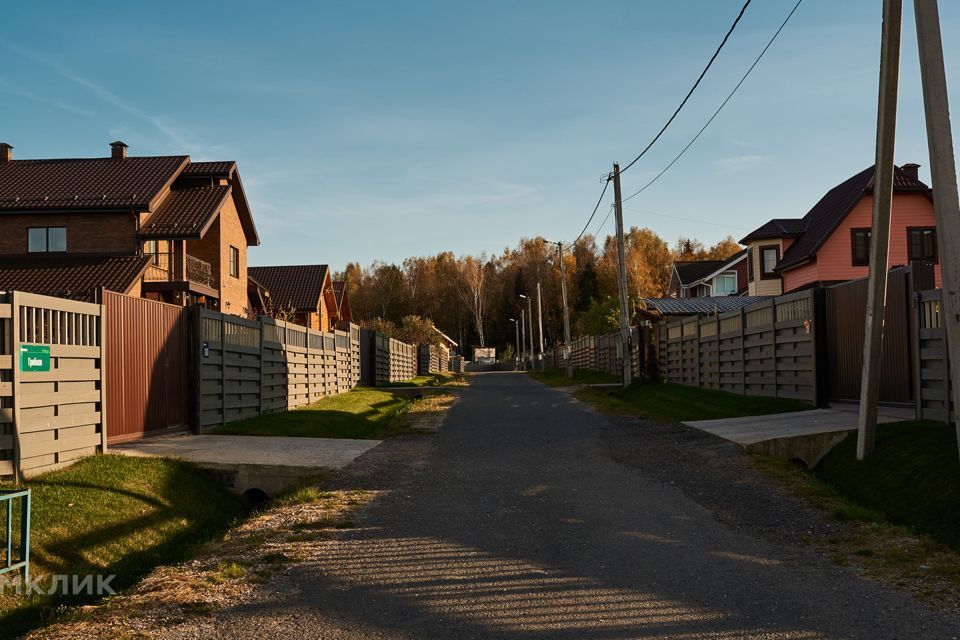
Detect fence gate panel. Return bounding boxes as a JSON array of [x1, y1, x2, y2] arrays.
[[825, 269, 913, 404], [104, 290, 189, 443]]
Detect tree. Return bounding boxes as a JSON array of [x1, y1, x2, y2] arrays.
[[396, 315, 441, 346], [458, 254, 488, 347], [705, 235, 743, 260]]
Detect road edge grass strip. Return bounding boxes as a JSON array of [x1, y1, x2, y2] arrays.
[[574, 379, 811, 423], [751, 421, 960, 611], [0, 454, 246, 639], [26, 477, 382, 639], [529, 369, 620, 387], [209, 386, 453, 439], [378, 372, 469, 388]]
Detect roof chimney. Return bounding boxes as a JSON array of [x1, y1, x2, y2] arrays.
[[0, 143, 12, 162], [901, 162, 920, 181], [110, 140, 128, 160]]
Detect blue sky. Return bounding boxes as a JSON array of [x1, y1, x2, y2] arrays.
[[2, 1, 959, 270]]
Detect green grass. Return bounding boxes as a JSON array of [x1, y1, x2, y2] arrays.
[[530, 369, 621, 387], [0, 454, 244, 637], [575, 379, 812, 422], [377, 372, 467, 388], [210, 387, 426, 439], [815, 420, 960, 550]]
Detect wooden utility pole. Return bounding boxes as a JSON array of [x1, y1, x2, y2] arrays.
[[915, 0, 960, 458], [611, 164, 633, 387], [556, 241, 574, 378], [858, 0, 903, 460], [520, 308, 526, 370], [536, 280, 545, 370]]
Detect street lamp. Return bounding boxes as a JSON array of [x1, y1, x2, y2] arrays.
[[509, 318, 520, 369], [519, 294, 534, 369]]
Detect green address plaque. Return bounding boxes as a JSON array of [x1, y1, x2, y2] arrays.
[[19, 344, 50, 372]]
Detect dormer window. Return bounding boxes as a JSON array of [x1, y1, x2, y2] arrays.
[[28, 227, 67, 253]]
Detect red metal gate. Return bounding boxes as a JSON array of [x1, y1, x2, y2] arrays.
[[103, 290, 190, 443]]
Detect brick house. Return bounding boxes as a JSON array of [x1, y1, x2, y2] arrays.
[[247, 264, 337, 330], [666, 250, 748, 298], [740, 163, 940, 295], [0, 142, 259, 313]]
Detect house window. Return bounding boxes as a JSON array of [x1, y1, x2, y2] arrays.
[[229, 246, 240, 278], [28, 227, 67, 253], [907, 227, 938, 262], [760, 245, 780, 279], [144, 240, 161, 265], [851, 228, 872, 266], [714, 272, 737, 295]]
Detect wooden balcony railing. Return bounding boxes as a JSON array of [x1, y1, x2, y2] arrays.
[[144, 252, 217, 290]]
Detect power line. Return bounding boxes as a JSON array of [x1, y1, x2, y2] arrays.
[[621, 0, 803, 205], [566, 178, 611, 249], [564, 0, 753, 250], [619, 0, 753, 175]]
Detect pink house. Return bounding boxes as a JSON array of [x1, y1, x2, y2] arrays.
[[740, 163, 941, 295]]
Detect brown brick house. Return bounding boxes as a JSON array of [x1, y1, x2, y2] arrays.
[[247, 264, 337, 330], [0, 141, 259, 313]]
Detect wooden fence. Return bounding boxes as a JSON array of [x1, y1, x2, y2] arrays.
[[915, 289, 952, 422], [546, 327, 643, 377], [360, 330, 417, 385], [196, 308, 361, 429], [0, 292, 106, 480], [657, 289, 821, 405], [417, 344, 450, 375]]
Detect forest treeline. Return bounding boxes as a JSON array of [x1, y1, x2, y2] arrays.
[[336, 229, 741, 356]]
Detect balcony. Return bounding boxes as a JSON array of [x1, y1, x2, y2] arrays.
[[144, 251, 218, 291]]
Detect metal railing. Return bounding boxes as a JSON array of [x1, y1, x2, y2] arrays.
[[144, 252, 217, 289], [0, 489, 31, 583]]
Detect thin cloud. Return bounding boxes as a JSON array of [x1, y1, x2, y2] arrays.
[[0, 78, 94, 118], [0, 38, 202, 153], [716, 154, 770, 171]]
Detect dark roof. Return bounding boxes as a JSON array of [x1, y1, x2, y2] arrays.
[[643, 296, 772, 316], [0, 156, 188, 211], [0, 255, 149, 301], [181, 161, 236, 177], [739, 218, 806, 244], [332, 280, 346, 308], [248, 264, 330, 312], [739, 165, 930, 272], [139, 186, 231, 239], [673, 249, 747, 286]]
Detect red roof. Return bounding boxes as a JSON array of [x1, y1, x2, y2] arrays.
[[0, 255, 149, 300], [248, 264, 330, 312], [0, 156, 187, 211], [332, 280, 346, 308], [181, 161, 236, 177], [139, 186, 231, 239]]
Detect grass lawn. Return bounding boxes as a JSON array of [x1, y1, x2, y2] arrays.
[[210, 386, 450, 439], [530, 369, 620, 387], [378, 372, 468, 388], [813, 420, 960, 550], [0, 454, 244, 637], [575, 379, 812, 422]]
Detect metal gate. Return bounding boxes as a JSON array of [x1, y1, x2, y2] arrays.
[[103, 290, 190, 442], [824, 267, 913, 404]]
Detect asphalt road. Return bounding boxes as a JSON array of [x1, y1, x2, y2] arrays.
[[172, 372, 960, 639]]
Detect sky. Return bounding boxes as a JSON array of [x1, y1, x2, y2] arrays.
[[2, 1, 959, 271]]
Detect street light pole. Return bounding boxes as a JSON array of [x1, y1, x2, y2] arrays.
[[510, 318, 519, 369], [520, 309, 527, 370], [520, 294, 534, 370]]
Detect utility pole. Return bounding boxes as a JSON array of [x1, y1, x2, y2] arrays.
[[857, 0, 902, 460], [611, 163, 633, 387], [520, 294, 534, 370], [915, 0, 960, 459], [556, 241, 573, 378], [536, 280, 545, 370]]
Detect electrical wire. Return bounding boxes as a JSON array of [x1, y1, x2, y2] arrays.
[[565, 178, 611, 250], [619, 0, 753, 175], [621, 0, 803, 205]]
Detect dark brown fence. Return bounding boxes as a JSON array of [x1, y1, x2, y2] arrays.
[[657, 289, 821, 404], [103, 291, 190, 443], [546, 327, 644, 377], [824, 268, 913, 404]]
